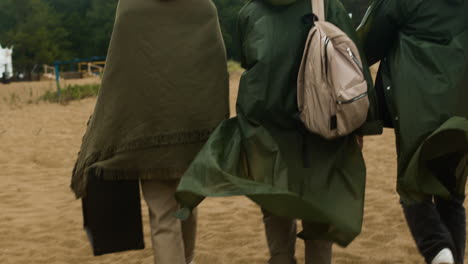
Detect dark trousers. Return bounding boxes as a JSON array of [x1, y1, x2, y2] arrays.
[[402, 153, 466, 264]]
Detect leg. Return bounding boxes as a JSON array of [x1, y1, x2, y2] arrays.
[[141, 179, 191, 264], [432, 153, 466, 263], [402, 198, 456, 264], [181, 208, 197, 263], [261, 208, 297, 264], [435, 196, 466, 263], [301, 221, 333, 264], [304, 240, 333, 264]]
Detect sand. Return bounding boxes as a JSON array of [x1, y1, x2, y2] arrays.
[[0, 74, 465, 264]]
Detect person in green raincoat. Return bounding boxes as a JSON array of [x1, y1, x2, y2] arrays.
[[358, 0, 468, 263], [70, 0, 229, 263], [176, 0, 382, 262]]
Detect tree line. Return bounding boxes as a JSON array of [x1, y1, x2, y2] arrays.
[[0, 0, 118, 73], [0, 0, 370, 74]]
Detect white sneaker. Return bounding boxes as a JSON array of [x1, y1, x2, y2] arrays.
[[431, 248, 454, 264]]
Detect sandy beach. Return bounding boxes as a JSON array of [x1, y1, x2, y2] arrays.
[[0, 74, 463, 264]]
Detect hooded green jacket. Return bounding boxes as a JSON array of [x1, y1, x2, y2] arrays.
[[176, 0, 382, 246], [358, 0, 468, 202]]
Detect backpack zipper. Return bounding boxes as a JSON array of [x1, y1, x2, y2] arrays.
[[324, 37, 330, 75], [347, 48, 363, 71], [337, 47, 367, 104], [337, 92, 368, 105]]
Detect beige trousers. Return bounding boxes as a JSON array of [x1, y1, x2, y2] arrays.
[[141, 179, 197, 264], [262, 209, 332, 264]]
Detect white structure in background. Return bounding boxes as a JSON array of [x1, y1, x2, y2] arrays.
[[0, 45, 13, 78]]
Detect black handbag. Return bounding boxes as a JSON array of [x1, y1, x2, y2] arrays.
[[82, 174, 145, 256]]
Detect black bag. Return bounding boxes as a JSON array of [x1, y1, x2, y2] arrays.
[[82, 175, 145, 256]]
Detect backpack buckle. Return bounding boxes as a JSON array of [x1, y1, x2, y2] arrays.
[[302, 13, 319, 26]]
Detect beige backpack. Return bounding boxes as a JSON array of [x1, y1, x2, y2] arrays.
[[297, 0, 369, 140]]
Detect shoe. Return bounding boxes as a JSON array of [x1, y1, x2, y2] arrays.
[[431, 248, 454, 264]]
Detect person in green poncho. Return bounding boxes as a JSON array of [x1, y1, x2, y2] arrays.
[[176, 0, 382, 262], [70, 0, 229, 263], [358, 0, 468, 263]]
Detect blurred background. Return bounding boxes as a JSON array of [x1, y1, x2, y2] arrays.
[[0, 0, 371, 83], [0, 1, 433, 264]]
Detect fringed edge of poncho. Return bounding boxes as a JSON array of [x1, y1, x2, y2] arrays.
[[70, 127, 215, 198]]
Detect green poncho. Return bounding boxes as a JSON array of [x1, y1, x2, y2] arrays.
[[71, 0, 229, 198], [358, 0, 468, 202], [176, 0, 382, 246]]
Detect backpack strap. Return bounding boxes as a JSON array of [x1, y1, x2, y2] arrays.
[[312, 0, 325, 21]]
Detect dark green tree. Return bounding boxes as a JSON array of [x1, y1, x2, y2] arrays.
[[45, 0, 93, 58], [82, 0, 118, 57], [44, 0, 117, 58], [0, 0, 69, 72]]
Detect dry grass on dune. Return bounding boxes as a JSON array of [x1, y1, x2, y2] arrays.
[[0, 77, 101, 110], [0, 71, 463, 264]]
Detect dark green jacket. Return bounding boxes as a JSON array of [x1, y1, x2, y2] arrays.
[[358, 0, 468, 202], [176, 0, 381, 246]]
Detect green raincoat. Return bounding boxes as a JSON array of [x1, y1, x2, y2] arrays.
[[71, 0, 229, 198], [358, 0, 468, 202], [176, 0, 382, 246]]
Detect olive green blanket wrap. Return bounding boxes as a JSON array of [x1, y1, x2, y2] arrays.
[[71, 0, 229, 198]]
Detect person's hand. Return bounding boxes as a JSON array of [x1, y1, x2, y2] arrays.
[[356, 135, 364, 150]]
